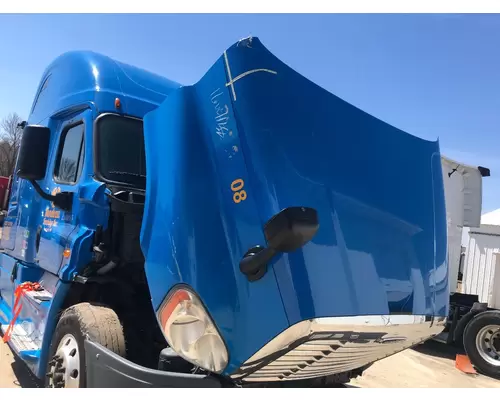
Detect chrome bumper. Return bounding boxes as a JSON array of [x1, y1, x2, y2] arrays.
[[231, 315, 446, 382]]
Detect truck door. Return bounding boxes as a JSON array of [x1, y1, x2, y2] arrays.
[[0, 170, 27, 312], [35, 110, 89, 275]]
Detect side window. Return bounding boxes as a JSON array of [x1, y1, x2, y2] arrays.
[[54, 123, 85, 184], [31, 74, 51, 114]]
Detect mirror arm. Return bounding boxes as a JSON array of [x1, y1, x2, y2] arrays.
[[239, 246, 276, 282], [30, 179, 56, 202], [29, 179, 73, 211], [240, 207, 319, 282]]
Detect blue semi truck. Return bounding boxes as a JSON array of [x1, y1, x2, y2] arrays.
[[0, 37, 448, 388]]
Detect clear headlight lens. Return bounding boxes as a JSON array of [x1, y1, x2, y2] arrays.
[[158, 287, 228, 373]]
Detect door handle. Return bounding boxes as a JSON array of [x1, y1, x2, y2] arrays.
[[35, 225, 42, 254], [10, 262, 18, 283]]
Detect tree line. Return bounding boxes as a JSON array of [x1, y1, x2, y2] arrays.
[[0, 112, 23, 177]]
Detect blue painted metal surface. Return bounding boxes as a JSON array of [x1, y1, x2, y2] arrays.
[[142, 85, 290, 375], [0, 37, 448, 380], [28, 50, 180, 126], [0, 51, 181, 378], [142, 37, 448, 374]]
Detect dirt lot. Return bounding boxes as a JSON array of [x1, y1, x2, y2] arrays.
[[1, 339, 500, 388], [351, 341, 500, 388]]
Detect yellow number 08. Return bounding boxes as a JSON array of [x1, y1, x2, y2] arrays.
[[231, 178, 247, 203]]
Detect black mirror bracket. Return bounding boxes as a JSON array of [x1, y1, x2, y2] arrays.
[[30, 180, 73, 211], [239, 207, 319, 282], [239, 245, 274, 282]]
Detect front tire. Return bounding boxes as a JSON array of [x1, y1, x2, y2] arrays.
[[463, 310, 500, 378], [45, 302, 126, 388]]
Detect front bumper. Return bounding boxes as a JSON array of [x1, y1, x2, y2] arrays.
[[84, 314, 446, 387], [231, 315, 447, 382], [84, 340, 225, 388]]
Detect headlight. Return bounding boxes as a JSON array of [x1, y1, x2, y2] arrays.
[[157, 287, 228, 373]]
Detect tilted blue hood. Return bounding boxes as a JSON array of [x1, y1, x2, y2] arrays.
[[141, 37, 448, 375]]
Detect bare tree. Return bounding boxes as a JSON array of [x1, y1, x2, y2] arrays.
[[59, 158, 77, 182], [0, 112, 24, 176]]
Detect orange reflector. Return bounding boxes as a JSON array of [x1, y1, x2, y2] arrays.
[[115, 97, 121, 109], [159, 289, 191, 328], [63, 249, 71, 258], [455, 354, 476, 374]]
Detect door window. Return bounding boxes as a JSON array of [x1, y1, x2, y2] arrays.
[[54, 123, 85, 184]]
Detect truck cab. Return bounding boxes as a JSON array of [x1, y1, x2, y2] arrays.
[[0, 37, 449, 388]]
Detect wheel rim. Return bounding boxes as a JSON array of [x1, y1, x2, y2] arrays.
[[46, 334, 81, 388], [475, 324, 500, 367]]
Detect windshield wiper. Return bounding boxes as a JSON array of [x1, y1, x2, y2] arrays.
[[108, 171, 146, 179]]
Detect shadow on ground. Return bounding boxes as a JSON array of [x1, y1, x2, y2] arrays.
[[10, 357, 42, 388], [412, 339, 462, 361]]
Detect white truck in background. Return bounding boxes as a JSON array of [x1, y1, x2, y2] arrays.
[[436, 156, 500, 378], [441, 156, 488, 296]]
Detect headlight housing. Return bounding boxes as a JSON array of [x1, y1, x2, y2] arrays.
[[157, 287, 228, 373]]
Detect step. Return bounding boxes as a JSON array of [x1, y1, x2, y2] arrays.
[[23, 288, 53, 304], [1, 323, 40, 353]]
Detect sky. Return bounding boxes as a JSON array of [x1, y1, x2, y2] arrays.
[[0, 13, 498, 213]]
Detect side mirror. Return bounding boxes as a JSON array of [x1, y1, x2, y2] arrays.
[[478, 166, 490, 177], [16, 125, 73, 211], [265, 207, 320, 252], [17, 125, 51, 181], [239, 207, 319, 281]]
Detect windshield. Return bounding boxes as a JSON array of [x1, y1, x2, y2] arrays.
[[96, 114, 146, 189]]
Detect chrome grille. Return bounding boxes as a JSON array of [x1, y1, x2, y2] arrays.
[[232, 315, 446, 382]]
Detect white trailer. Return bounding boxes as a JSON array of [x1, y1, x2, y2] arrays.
[[440, 155, 487, 295], [436, 156, 500, 378], [463, 221, 500, 309]]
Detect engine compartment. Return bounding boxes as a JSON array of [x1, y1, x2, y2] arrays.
[[73, 186, 167, 369], [101, 187, 145, 266]]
